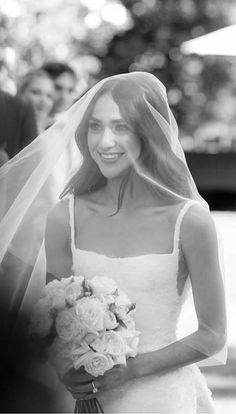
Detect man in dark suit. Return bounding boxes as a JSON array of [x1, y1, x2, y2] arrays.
[[0, 88, 37, 165]]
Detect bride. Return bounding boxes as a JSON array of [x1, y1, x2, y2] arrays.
[[0, 72, 226, 413]]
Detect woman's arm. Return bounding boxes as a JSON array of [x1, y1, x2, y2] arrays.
[[44, 199, 73, 280], [63, 203, 227, 398], [127, 203, 227, 380]]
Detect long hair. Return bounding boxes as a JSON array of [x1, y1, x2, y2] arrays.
[[61, 73, 193, 206]]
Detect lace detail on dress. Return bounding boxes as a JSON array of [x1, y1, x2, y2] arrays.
[[64, 196, 215, 413]]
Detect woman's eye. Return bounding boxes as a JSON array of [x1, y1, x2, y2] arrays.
[[88, 122, 102, 132], [115, 123, 129, 132], [31, 89, 40, 96]]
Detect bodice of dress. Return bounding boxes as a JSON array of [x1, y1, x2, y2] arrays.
[[68, 197, 195, 355]]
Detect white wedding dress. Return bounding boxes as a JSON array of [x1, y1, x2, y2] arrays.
[[52, 197, 215, 413]]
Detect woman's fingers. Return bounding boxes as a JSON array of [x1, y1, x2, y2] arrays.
[[72, 392, 100, 401], [63, 368, 93, 386], [66, 380, 100, 397]]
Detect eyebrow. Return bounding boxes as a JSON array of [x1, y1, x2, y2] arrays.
[[89, 116, 126, 123]]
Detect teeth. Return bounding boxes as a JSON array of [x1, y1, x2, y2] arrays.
[[100, 153, 122, 160]]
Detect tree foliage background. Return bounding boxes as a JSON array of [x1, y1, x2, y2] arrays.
[[1, 0, 236, 150]]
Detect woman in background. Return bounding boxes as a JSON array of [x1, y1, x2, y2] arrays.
[[18, 69, 55, 133]]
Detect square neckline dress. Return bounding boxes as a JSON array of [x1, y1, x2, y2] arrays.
[[53, 197, 215, 413]]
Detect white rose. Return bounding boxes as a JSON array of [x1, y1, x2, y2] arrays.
[[113, 292, 134, 321], [43, 277, 72, 298], [71, 340, 91, 362], [91, 331, 126, 356], [120, 315, 136, 330], [72, 275, 85, 285], [73, 350, 114, 376], [84, 352, 114, 376], [43, 275, 78, 297], [75, 297, 106, 333], [51, 289, 66, 311], [42, 279, 63, 297], [112, 354, 127, 365], [115, 291, 131, 307], [117, 326, 140, 357], [104, 310, 118, 330], [65, 282, 84, 306], [83, 332, 99, 345], [56, 308, 85, 342], [29, 298, 53, 336], [88, 277, 118, 296], [42, 281, 67, 311], [125, 336, 139, 357], [60, 275, 76, 286]]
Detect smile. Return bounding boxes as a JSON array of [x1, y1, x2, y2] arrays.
[[99, 152, 124, 162]]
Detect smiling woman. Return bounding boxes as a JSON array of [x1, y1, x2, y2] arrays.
[[87, 94, 141, 180], [0, 72, 226, 413]]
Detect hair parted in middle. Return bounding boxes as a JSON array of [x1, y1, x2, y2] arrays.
[[61, 72, 193, 209]]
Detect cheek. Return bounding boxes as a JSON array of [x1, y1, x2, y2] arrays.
[[87, 133, 97, 155], [29, 95, 39, 105], [46, 98, 54, 108], [127, 136, 142, 160]]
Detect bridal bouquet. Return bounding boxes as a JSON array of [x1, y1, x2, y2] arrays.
[[29, 275, 139, 413]]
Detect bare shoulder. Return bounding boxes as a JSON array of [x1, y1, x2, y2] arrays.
[[182, 202, 215, 232], [181, 202, 218, 252]]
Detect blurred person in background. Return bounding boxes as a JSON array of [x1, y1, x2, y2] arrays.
[[41, 61, 77, 118], [0, 88, 37, 165], [40, 62, 81, 198], [0, 64, 77, 414], [17, 69, 55, 134]]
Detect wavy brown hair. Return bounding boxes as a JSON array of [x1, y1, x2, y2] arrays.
[[61, 73, 193, 208]]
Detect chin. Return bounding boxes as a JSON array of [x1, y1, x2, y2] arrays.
[[99, 165, 131, 180]]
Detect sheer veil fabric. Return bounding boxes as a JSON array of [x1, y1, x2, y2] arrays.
[[0, 72, 227, 366]]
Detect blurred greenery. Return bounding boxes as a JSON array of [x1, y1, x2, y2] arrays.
[[1, 0, 236, 151]]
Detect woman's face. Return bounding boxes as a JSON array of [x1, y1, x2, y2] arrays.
[[87, 93, 141, 179], [22, 77, 55, 121]]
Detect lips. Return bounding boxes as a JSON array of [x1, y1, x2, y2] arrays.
[[98, 152, 124, 162]]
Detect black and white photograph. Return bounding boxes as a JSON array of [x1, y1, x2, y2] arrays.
[[0, 1, 236, 413]]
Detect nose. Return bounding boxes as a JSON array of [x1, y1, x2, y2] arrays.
[[37, 96, 48, 111], [40, 95, 48, 106], [100, 127, 116, 149]]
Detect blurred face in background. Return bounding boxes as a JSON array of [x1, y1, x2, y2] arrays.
[[53, 72, 77, 114], [21, 76, 55, 129]]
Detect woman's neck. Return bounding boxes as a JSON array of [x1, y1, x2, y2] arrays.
[[103, 170, 156, 210]]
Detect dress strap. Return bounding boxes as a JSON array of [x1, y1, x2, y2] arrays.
[[173, 200, 197, 251], [68, 194, 76, 255]]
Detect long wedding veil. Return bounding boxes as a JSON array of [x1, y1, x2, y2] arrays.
[[0, 72, 227, 366]]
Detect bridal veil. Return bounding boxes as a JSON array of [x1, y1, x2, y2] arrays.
[[0, 72, 227, 366]]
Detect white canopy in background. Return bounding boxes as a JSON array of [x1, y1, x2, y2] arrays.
[[181, 24, 236, 56]]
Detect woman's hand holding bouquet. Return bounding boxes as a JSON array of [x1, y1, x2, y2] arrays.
[[29, 275, 140, 413]]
